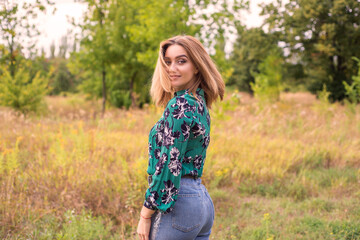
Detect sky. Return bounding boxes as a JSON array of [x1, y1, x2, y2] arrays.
[[28, 0, 274, 57], [34, 0, 87, 56]]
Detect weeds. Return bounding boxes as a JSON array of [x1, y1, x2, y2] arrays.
[[0, 91, 359, 239]]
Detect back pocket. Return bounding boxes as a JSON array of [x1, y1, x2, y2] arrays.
[[171, 193, 202, 232]]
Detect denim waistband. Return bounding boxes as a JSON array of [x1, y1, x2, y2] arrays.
[[147, 175, 202, 186], [180, 177, 202, 186]]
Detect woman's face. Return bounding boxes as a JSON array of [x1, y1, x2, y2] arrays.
[[164, 44, 198, 91]]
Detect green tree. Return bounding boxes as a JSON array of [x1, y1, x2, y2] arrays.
[[212, 31, 234, 85], [122, 0, 248, 106], [229, 27, 280, 92], [0, 67, 49, 115], [0, 0, 54, 114], [71, 0, 247, 110], [0, 0, 55, 76], [49, 58, 75, 95], [343, 57, 360, 105], [261, 0, 360, 101], [250, 51, 284, 103], [70, 0, 115, 115]]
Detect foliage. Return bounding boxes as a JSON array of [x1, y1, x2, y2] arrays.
[[317, 84, 331, 104], [212, 33, 234, 84], [282, 62, 307, 92], [0, 67, 49, 115], [261, 0, 360, 101], [109, 89, 132, 109], [49, 58, 76, 95], [343, 57, 360, 105], [250, 51, 283, 104], [70, 0, 248, 110], [0, 0, 54, 114], [69, 0, 115, 114], [230, 27, 280, 92], [0, 0, 55, 76]]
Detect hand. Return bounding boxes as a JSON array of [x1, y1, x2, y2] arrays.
[[137, 216, 152, 240]]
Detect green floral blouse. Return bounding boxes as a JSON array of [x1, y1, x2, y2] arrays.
[[144, 88, 211, 213]]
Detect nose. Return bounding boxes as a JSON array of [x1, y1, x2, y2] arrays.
[[168, 62, 176, 72]]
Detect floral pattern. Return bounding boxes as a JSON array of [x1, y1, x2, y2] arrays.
[[144, 191, 159, 210], [155, 153, 168, 175], [168, 147, 181, 176], [161, 180, 179, 205], [144, 88, 211, 213], [193, 155, 203, 169], [181, 121, 191, 141]]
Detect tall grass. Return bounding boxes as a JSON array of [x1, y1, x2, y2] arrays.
[[0, 91, 359, 239]]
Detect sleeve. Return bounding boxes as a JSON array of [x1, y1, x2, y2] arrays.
[[143, 95, 195, 213]]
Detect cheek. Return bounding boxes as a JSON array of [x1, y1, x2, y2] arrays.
[[182, 65, 195, 76]]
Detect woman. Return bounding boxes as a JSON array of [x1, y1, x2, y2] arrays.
[[137, 35, 225, 240]]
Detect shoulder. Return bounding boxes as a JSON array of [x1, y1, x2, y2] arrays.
[[167, 90, 201, 110], [164, 91, 199, 122]]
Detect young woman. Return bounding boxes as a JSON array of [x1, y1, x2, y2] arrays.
[[137, 35, 225, 240]]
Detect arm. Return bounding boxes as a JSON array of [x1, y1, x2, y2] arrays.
[[144, 95, 195, 213], [137, 95, 196, 239], [137, 206, 155, 240]]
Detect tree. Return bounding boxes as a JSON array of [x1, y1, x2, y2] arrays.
[[229, 27, 280, 92], [0, 0, 55, 114], [343, 57, 360, 105], [212, 30, 234, 85], [71, 0, 248, 111], [119, 0, 248, 106], [49, 58, 75, 95], [70, 0, 115, 116], [250, 51, 284, 103], [261, 0, 360, 101], [0, 67, 49, 115], [0, 0, 55, 76]]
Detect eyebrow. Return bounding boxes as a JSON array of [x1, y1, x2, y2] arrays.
[[164, 54, 188, 59]]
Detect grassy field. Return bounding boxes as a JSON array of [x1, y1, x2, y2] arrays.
[[1, 91, 359, 239]]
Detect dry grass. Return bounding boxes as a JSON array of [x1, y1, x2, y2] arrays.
[[0, 91, 359, 239]]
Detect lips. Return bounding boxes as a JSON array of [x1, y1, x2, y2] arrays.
[[169, 75, 181, 79]]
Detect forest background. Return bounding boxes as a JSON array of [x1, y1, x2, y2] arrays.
[[1, 0, 360, 239]]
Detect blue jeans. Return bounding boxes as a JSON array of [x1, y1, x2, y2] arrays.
[[149, 178, 215, 240]]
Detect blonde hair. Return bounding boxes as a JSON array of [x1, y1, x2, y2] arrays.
[[150, 35, 225, 108]]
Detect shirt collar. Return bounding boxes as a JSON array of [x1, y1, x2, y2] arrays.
[[174, 88, 204, 97]]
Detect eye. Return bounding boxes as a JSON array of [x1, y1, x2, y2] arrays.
[[177, 59, 187, 64], [165, 60, 171, 66]]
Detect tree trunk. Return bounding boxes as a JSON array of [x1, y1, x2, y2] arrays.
[[9, 36, 15, 78], [129, 72, 137, 108], [102, 66, 106, 117]]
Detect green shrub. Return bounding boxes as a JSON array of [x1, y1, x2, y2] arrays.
[[110, 89, 132, 109], [0, 67, 48, 115], [343, 57, 360, 105], [343, 57, 360, 115], [250, 52, 284, 105]]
